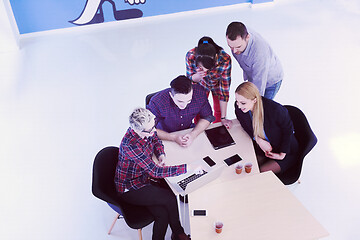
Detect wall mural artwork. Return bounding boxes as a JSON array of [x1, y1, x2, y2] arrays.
[[70, 0, 145, 26], [9, 0, 272, 34]]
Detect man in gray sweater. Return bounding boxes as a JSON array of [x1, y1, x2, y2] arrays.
[[226, 21, 283, 99]]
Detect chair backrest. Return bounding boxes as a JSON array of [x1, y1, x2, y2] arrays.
[[145, 91, 160, 106], [92, 146, 120, 205], [92, 146, 155, 229], [284, 105, 317, 159], [276, 105, 317, 185]]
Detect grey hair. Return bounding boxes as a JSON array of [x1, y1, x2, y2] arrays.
[[129, 107, 155, 132]]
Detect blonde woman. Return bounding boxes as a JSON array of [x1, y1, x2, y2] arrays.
[[234, 82, 298, 173]]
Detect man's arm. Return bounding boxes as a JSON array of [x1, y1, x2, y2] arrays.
[[181, 119, 211, 147], [250, 56, 270, 96], [156, 129, 177, 141], [157, 119, 211, 148], [189, 119, 211, 139], [156, 129, 185, 146], [125, 142, 186, 178], [247, 38, 271, 96]]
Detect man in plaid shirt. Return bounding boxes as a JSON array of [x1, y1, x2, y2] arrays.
[[114, 107, 191, 240], [147, 75, 215, 148]]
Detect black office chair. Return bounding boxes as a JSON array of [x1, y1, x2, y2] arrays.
[[275, 105, 317, 185], [145, 91, 160, 106], [92, 146, 154, 239]]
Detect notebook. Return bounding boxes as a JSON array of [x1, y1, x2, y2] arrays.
[[205, 125, 236, 150], [166, 157, 225, 196]]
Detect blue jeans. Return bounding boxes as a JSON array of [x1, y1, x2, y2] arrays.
[[264, 80, 282, 100]]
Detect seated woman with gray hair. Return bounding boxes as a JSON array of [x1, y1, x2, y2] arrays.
[[114, 107, 191, 240]]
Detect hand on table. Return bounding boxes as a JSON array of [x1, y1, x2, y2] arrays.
[[180, 133, 194, 147], [174, 134, 194, 148], [221, 118, 233, 129]]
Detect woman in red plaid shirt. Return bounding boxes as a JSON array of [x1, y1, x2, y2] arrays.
[[186, 36, 233, 129], [114, 108, 191, 240]]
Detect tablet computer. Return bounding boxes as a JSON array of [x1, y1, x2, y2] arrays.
[[205, 125, 235, 150]]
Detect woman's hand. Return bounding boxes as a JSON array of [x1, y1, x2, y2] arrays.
[[191, 68, 207, 82], [221, 118, 233, 129], [265, 152, 286, 160], [256, 137, 272, 153]]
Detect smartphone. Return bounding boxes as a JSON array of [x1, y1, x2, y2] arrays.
[[192, 209, 207, 216], [224, 154, 242, 166], [203, 156, 216, 167]]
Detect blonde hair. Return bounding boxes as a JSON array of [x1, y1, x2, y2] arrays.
[[129, 107, 155, 132], [235, 82, 265, 139]]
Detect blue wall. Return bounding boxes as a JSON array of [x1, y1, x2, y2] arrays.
[[10, 0, 272, 34]]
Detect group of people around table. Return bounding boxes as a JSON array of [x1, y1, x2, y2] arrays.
[[113, 22, 298, 240]]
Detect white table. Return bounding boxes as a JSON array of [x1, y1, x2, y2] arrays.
[[188, 171, 329, 240], [161, 119, 258, 224], [162, 120, 328, 239], [163, 119, 259, 185]]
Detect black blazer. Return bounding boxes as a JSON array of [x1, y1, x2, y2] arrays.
[[235, 97, 294, 154]]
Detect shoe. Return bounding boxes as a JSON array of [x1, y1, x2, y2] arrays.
[[171, 233, 191, 240]]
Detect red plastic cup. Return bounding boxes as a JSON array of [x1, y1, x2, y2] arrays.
[[215, 221, 223, 234], [235, 164, 243, 174], [245, 163, 253, 173]]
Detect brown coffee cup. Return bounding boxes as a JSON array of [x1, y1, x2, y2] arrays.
[[245, 163, 253, 173], [215, 221, 223, 234], [235, 164, 243, 174]]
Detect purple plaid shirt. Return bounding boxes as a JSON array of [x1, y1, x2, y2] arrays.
[[114, 128, 186, 193], [186, 48, 232, 102], [147, 84, 215, 133]]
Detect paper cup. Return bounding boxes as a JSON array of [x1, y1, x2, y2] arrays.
[[235, 164, 243, 174], [215, 221, 223, 234], [245, 163, 253, 173]]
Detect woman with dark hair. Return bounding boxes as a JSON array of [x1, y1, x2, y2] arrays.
[[234, 82, 298, 173], [186, 36, 233, 128]]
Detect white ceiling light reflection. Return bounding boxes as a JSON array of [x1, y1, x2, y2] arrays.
[[330, 133, 360, 167]]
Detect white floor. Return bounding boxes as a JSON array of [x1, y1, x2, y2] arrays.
[[1, 0, 360, 239]]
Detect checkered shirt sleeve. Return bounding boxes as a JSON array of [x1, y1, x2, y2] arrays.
[[114, 128, 186, 193]]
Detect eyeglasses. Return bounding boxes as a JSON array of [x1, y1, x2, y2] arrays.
[[141, 119, 158, 133], [142, 125, 156, 134]]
